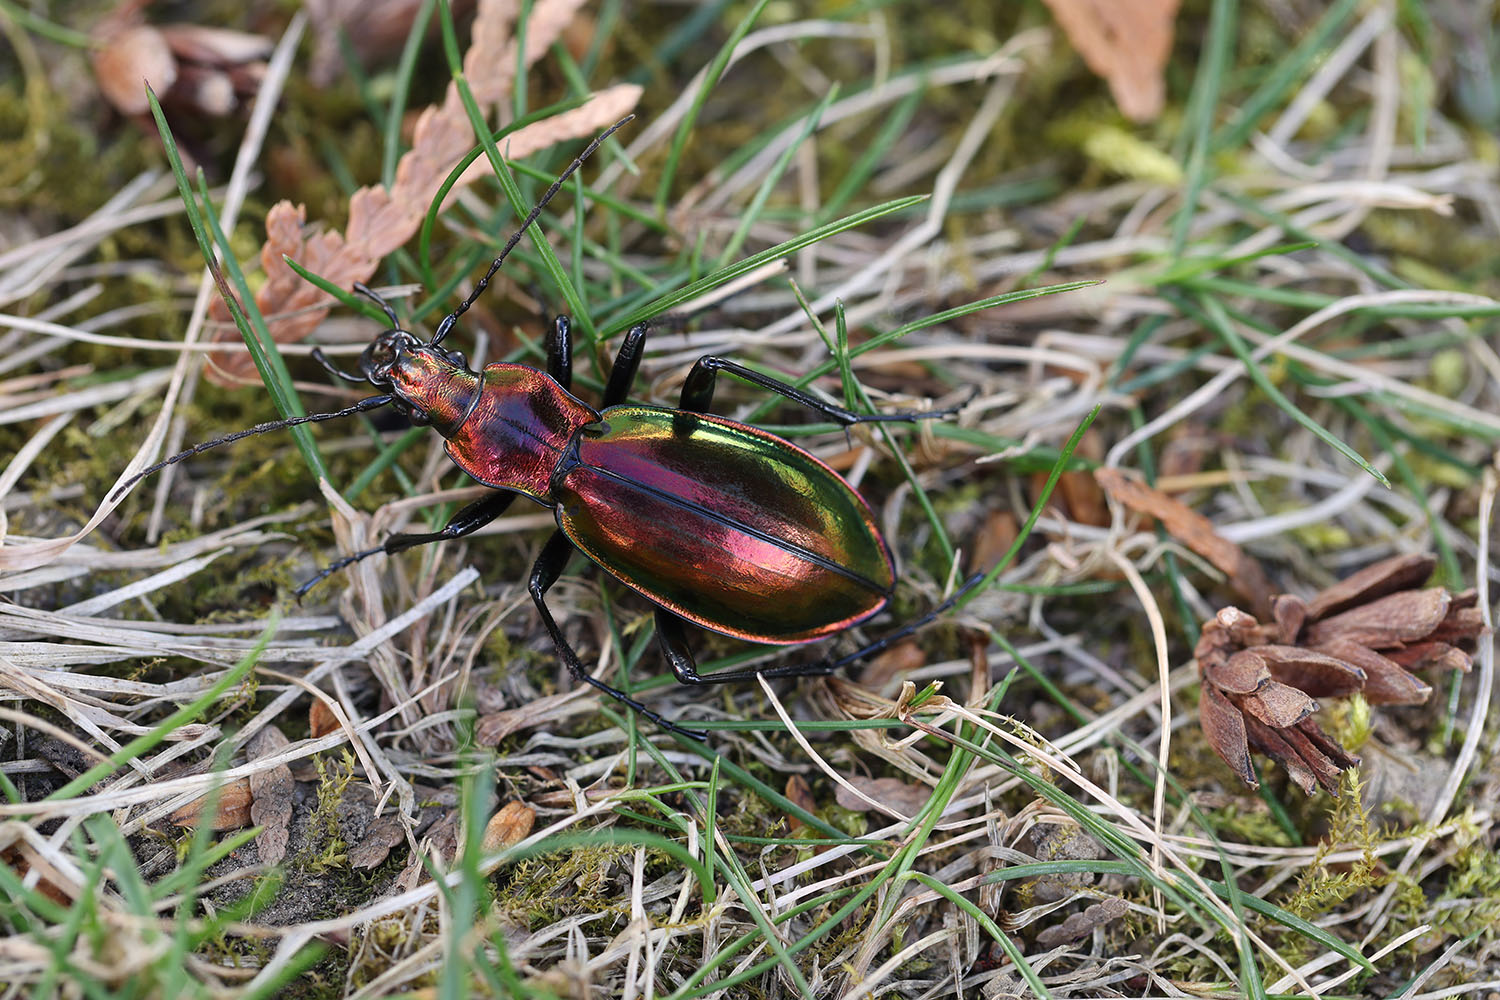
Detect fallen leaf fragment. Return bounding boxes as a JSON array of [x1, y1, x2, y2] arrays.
[[308, 697, 340, 738], [91, 25, 177, 116], [480, 800, 536, 852], [784, 774, 816, 837], [170, 777, 254, 830], [91, 11, 271, 120], [1040, 0, 1181, 121], [246, 727, 295, 865], [1035, 896, 1130, 948], [204, 0, 640, 385], [833, 776, 933, 817], [349, 815, 407, 869], [1096, 467, 1272, 617]]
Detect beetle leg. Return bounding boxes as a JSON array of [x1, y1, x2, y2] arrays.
[[682, 356, 970, 424], [547, 315, 573, 389], [293, 490, 518, 598], [822, 571, 986, 671], [601, 323, 648, 407], [655, 608, 835, 684], [530, 531, 708, 740]]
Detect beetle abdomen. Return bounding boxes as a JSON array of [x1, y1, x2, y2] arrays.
[[552, 406, 894, 644]]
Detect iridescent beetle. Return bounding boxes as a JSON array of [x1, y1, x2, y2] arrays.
[[116, 118, 976, 737]]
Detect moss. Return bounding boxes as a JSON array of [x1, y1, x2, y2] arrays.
[[303, 751, 358, 873], [496, 844, 639, 930]]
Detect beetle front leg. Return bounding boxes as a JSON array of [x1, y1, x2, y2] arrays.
[[294, 490, 519, 597], [530, 531, 707, 740], [655, 608, 835, 685], [681, 356, 969, 423]]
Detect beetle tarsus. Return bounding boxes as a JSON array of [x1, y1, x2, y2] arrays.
[[294, 544, 387, 598]]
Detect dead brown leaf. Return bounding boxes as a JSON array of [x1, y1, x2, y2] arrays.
[[90, 8, 270, 120], [1, 846, 73, 905], [833, 776, 933, 817], [349, 815, 407, 869], [91, 25, 177, 116], [1040, 0, 1181, 122], [784, 774, 816, 837], [246, 726, 294, 865], [1035, 896, 1130, 948], [858, 640, 926, 692], [169, 777, 254, 830], [480, 800, 535, 852], [968, 509, 1019, 577], [1096, 466, 1272, 617], [204, 0, 641, 384], [308, 697, 339, 739]]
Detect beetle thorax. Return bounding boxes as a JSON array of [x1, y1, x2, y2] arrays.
[[382, 345, 481, 437], [441, 363, 600, 502]]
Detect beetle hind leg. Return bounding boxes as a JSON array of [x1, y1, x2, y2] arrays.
[[655, 609, 837, 686], [531, 532, 708, 740], [824, 572, 987, 671]]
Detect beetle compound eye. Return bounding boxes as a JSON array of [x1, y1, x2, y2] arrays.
[[446, 350, 467, 369]]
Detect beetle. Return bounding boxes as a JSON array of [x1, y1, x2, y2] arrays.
[[115, 117, 976, 737]]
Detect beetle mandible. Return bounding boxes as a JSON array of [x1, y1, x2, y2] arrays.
[[115, 117, 977, 737]]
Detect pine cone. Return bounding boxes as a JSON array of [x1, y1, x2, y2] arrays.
[[1196, 554, 1484, 794]]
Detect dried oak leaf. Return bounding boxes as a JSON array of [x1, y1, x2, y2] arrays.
[[1197, 554, 1485, 794], [246, 726, 294, 865], [91, 8, 270, 119], [1040, 0, 1182, 122], [204, 0, 638, 385]]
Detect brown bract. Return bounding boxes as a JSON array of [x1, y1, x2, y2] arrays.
[[1196, 554, 1484, 794]]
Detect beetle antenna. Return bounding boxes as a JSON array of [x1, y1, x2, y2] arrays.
[[311, 347, 366, 384], [429, 114, 634, 348], [353, 281, 401, 329], [110, 395, 394, 501]]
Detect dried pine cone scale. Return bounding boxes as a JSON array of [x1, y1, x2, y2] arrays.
[[1196, 554, 1485, 795]]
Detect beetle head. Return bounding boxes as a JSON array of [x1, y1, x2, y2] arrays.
[[358, 328, 421, 384]]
